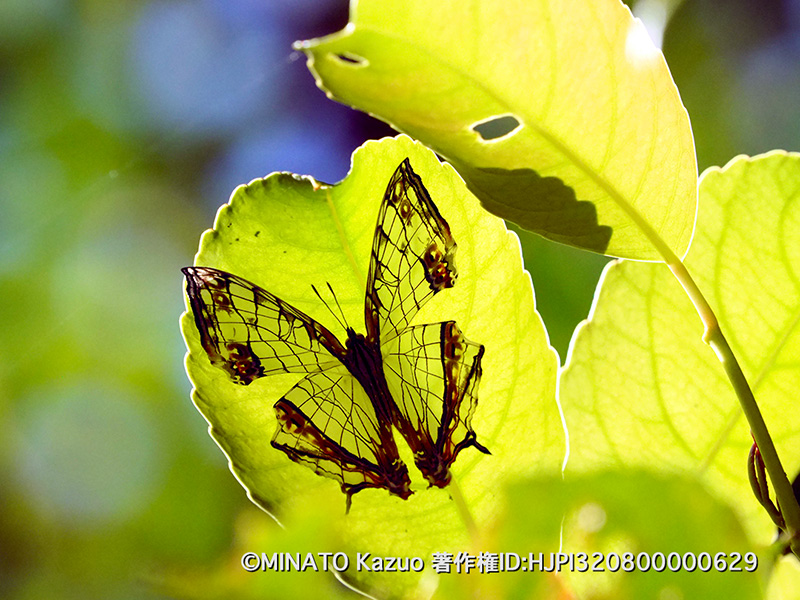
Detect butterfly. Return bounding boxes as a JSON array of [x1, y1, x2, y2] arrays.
[[182, 158, 488, 509]]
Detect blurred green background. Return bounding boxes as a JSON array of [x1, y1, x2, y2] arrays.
[[0, 0, 797, 597]]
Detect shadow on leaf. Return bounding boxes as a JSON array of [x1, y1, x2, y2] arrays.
[[457, 164, 613, 255]]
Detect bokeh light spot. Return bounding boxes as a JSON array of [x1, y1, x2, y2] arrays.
[[129, 0, 280, 138], [15, 380, 163, 527]]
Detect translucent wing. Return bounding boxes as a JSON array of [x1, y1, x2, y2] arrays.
[[364, 159, 457, 345], [182, 266, 344, 385], [383, 321, 489, 487], [272, 368, 412, 509]]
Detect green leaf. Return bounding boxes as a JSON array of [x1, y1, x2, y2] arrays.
[[298, 0, 697, 260], [157, 507, 356, 600], [560, 152, 800, 560], [180, 135, 562, 598], [766, 557, 800, 600], [435, 471, 760, 600], [503, 472, 759, 600]]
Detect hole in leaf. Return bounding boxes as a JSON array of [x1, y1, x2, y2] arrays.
[[332, 52, 368, 67], [471, 115, 522, 141]]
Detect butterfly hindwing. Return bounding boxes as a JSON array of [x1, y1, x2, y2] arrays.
[[272, 368, 412, 508], [365, 159, 457, 345], [384, 321, 488, 487], [182, 266, 344, 384]]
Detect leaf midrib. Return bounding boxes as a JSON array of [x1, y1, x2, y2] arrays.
[[323, 183, 368, 293]]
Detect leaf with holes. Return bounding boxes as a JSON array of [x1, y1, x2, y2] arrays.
[[560, 152, 800, 553], [180, 135, 562, 598], [297, 0, 697, 259]]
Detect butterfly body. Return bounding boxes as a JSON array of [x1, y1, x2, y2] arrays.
[[342, 328, 393, 422], [183, 159, 487, 509]]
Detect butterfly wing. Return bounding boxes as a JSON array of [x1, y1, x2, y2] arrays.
[[384, 321, 489, 487], [184, 266, 412, 505], [183, 266, 344, 384], [272, 367, 412, 509], [364, 159, 457, 345]]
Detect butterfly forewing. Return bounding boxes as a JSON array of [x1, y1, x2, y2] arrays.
[[365, 159, 457, 345], [384, 321, 488, 487], [272, 368, 412, 507], [182, 267, 344, 384]]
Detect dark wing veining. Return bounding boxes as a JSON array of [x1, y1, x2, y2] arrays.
[[272, 367, 412, 509], [182, 266, 344, 385], [364, 159, 457, 345], [383, 321, 488, 487], [184, 266, 412, 507]]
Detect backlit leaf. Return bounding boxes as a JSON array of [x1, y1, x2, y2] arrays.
[[560, 150, 800, 571], [180, 135, 562, 598], [298, 0, 697, 260]]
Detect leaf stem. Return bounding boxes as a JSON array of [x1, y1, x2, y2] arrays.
[[666, 256, 800, 554], [608, 168, 800, 551]]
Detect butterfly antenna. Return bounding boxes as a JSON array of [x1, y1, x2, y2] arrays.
[[326, 282, 350, 329], [311, 283, 349, 331]]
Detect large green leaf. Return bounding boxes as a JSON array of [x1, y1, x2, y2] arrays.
[[560, 151, 800, 566], [298, 0, 697, 260], [181, 136, 562, 598]]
